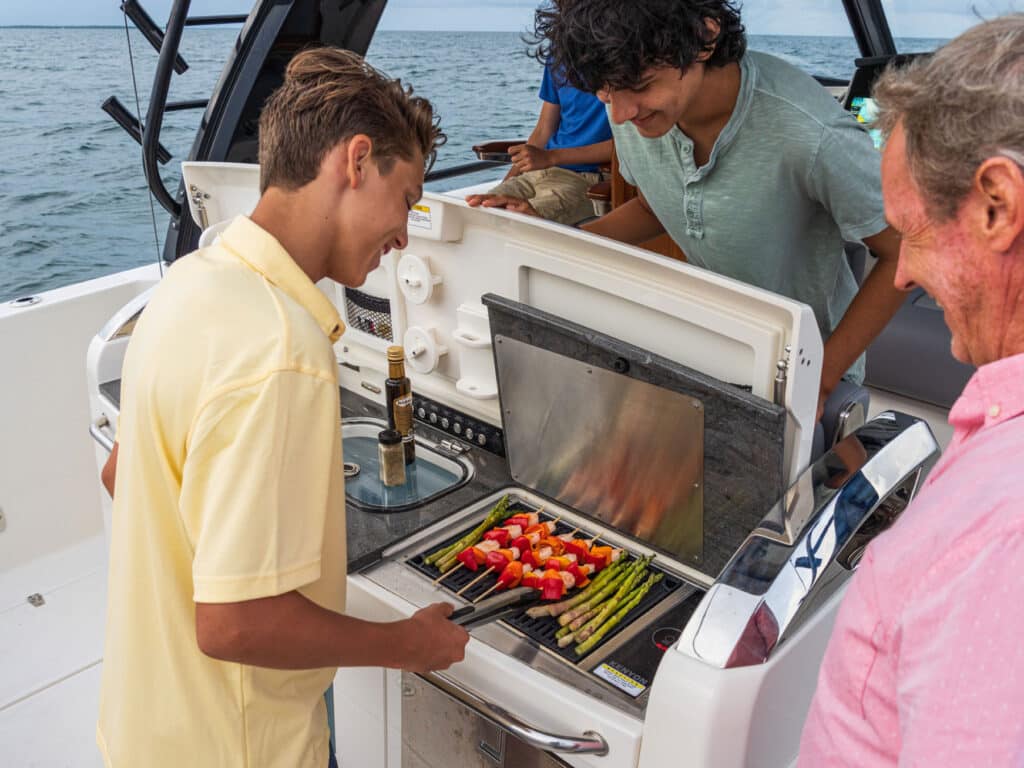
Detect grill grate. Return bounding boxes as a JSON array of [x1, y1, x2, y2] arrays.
[[407, 497, 683, 662], [344, 288, 393, 341]]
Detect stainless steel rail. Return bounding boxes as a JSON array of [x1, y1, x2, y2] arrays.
[[419, 672, 610, 756], [90, 416, 116, 454], [679, 411, 940, 669]]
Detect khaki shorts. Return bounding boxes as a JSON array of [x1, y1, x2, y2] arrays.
[[487, 167, 602, 225]]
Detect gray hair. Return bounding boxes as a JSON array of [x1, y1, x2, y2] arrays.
[[873, 14, 1024, 220]]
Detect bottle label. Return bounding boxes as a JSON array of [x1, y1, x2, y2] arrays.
[[393, 395, 414, 438]]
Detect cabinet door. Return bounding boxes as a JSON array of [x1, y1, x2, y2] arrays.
[[400, 673, 570, 768]]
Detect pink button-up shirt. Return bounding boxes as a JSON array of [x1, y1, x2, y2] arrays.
[[799, 352, 1024, 767]]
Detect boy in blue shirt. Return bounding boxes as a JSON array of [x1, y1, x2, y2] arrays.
[[466, 62, 613, 224]]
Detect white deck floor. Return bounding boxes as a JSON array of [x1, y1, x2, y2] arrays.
[[0, 534, 107, 767]]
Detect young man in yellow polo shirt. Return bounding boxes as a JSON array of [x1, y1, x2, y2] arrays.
[[97, 49, 469, 767]]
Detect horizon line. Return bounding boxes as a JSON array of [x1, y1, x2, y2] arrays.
[[0, 24, 945, 38]]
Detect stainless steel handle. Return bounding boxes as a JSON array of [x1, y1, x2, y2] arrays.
[[90, 415, 115, 453], [418, 672, 610, 756], [679, 411, 940, 669]]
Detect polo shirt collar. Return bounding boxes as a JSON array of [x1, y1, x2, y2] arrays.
[[219, 216, 345, 343], [711, 53, 756, 161], [948, 351, 1024, 434], [670, 54, 755, 176]]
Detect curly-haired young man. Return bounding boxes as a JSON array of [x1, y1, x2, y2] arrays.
[[487, 0, 906, 419]]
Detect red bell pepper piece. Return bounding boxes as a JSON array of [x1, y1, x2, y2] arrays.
[[505, 515, 530, 529], [484, 548, 515, 572], [511, 535, 531, 554], [565, 540, 589, 561], [495, 561, 524, 590], [520, 571, 541, 590], [540, 569, 565, 600], [568, 563, 591, 588], [483, 528, 510, 546], [586, 545, 614, 570], [456, 547, 481, 572], [520, 548, 537, 568]]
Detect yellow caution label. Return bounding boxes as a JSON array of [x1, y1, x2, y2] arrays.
[[594, 662, 647, 697], [408, 204, 432, 230]]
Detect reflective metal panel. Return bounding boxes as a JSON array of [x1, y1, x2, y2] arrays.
[[494, 335, 704, 564], [678, 412, 940, 668]]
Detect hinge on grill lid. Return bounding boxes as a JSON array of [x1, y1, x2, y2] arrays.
[[188, 184, 210, 230]]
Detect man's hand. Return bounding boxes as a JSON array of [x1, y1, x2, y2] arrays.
[[400, 602, 470, 674], [465, 194, 540, 217], [816, 379, 835, 423], [509, 143, 554, 174], [101, 441, 119, 498]]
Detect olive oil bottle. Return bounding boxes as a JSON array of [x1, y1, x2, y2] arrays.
[[385, 346, 415, 464]]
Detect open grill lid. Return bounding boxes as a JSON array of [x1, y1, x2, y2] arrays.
[[482, 294, 791, 580]]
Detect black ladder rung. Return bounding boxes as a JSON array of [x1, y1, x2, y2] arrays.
[[185, 14, 249, 26], [166, 99, 208, 112], [120, 0, 189, 74], [101, 95, 172, 165]]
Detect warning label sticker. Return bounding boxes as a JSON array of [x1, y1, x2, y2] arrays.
[[408, 204, 432, 230], [594, 662, 648, 698]]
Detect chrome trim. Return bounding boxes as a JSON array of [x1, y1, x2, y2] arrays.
[[90, 415, 116, 453], [419, 672, 610, 756], [832, 400, 866, 447], [679, 411, 939, 669], [98, 287, 156, 342]]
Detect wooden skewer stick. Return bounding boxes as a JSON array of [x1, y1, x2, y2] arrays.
[[456, 567, 494, 596], [433, 561, 465, 584], [585, 532, 601, 547], [473, 581, 503, 603]]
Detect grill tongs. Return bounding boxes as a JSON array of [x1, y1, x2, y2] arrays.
[[448, 587, 541, 630]]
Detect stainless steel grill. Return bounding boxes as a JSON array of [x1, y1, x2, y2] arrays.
[[406, 495, 687, 664]]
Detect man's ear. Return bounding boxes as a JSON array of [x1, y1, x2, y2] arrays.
[[345, 134, 374, 189], [696, 17, 721, 62], [971, 155, 1024, 253]]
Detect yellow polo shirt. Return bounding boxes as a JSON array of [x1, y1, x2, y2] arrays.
[[98, 216, 347, 768]]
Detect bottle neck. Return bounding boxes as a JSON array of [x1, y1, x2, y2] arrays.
[[388, 360, 406, 379]]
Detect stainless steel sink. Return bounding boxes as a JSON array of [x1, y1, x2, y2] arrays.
[[342, 417, 474, 513]]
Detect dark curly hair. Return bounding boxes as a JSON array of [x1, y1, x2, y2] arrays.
[[530, 0, 746, 93]]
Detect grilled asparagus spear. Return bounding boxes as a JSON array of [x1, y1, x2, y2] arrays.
[[574, 573, 664, 656], [573, 566, 652, 642], [558, 557, 648, 626]]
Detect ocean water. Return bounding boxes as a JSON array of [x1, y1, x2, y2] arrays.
[[0, 28, 945, 302]]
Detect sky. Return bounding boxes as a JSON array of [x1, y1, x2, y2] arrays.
[[0, 0, 996, 38]]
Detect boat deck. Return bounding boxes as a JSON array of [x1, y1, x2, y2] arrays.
[[0, 533, 107, 767]]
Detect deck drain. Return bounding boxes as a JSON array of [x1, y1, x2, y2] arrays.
[[27, 593, 45, 607]]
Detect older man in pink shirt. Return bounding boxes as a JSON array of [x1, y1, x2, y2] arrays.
[[799, 15, 1024, 767]]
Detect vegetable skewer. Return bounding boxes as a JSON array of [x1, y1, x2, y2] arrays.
[[427, 495, 511, 568]]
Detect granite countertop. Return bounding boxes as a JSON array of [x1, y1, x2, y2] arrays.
[[341, 391, 512, 572], [98, 379, 514, 574]]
